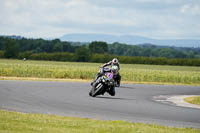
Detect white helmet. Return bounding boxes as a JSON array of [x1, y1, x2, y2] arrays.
[[112, 58, 118, 64]]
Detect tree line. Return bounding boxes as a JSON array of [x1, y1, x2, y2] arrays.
[[0, 36, 200, 66]]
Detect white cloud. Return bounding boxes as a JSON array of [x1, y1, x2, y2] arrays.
[[181, 4, 200, 15], [0, 0, 199, 39]]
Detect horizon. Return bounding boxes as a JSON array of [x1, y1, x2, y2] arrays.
[[1, 33, 200, 41], [1, 33, 200, 48]]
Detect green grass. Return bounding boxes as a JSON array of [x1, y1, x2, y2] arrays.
[[0, 59, 200, 85], [0, 110, 200, 133], [184, 96, 200, 106]]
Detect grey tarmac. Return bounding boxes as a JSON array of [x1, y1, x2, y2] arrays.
[[0, 80, 200, 129]]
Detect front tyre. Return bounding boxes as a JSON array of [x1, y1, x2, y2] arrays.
[[89, 90, 92, 96], [90, 83, 103, 97]]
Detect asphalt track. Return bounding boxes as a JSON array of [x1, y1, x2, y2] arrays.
[[0, 80, 200, 128]]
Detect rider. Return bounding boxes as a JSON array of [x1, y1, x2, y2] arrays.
[[91, 58, 121, 88], [101, 58, 121, 87]]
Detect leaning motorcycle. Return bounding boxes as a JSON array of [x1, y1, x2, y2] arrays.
[[89, 66, 118, 97]]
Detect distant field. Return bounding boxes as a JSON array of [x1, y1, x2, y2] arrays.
[[0, 59, 200, 85]]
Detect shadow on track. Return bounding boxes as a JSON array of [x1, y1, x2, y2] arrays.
[[95, 96, 135, 101], [118, 85, 135, 90]]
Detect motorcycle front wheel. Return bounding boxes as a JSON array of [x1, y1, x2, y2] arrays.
[[89, 82, 104, 97]]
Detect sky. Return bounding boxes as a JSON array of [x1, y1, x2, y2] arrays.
[[0, 0, 200, 39]]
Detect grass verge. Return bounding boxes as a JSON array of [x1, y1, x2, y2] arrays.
[[0, 110, 200, 133], [184, 96, 200, 106]]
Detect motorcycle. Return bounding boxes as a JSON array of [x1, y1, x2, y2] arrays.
[[89, 66, 118, 97]]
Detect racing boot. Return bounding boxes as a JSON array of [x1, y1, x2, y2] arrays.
[[115, 74, 121, 87], [115, 79, 120, 87]]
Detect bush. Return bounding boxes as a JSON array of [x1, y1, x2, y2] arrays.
[[2, 51, 200, 66], [29, 52, 76, 62], [89, 54, 115, 63], [3, 39, 19, 58], [0, 51, 4, 58], [17, 51, 33, 59]]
